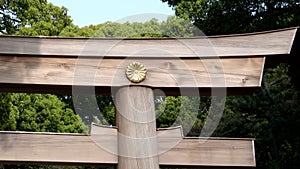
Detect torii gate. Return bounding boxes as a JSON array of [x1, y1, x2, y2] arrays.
[[0, 27, 298, 169]]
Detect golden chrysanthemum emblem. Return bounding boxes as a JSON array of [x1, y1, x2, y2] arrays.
[[125, 62, 147, 83]]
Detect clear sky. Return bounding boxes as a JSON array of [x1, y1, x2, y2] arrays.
[[48, 0, 175, 27]]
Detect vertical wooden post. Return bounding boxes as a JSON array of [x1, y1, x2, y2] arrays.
[[115, 86, 159, 169]]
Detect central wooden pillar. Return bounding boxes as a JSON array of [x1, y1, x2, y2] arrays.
[[115, 86, 159, 169]]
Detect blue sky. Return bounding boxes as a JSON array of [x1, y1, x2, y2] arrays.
[[48, 0, 175, 27]]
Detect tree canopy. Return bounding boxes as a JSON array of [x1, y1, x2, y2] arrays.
[[0, 0, 72, 35], [0, 93, 86, 133], [59, 16, 200, 38], [161, 0, 300, 35]]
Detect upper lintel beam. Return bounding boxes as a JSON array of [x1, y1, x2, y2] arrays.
[[0, 27, 297, 58]]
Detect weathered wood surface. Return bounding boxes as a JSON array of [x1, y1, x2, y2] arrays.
[[0, 27, 297, 95], [115, 86, 159, 169], [0, 124, 255, 168], [157, 127, 256, 167], [0, 132, 117, 165], [0, 56, 265, 95], [0, 27, 296, 57], [160, 138, 255, 167]]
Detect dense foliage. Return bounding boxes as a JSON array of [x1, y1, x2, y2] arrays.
[[0, 93, 86, 133], [162, 0, 300, 35], [59, 16, 199, 38], [0, 0, 72, 36]]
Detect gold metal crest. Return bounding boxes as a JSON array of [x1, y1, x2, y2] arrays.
[[125, 62, 147, 83]]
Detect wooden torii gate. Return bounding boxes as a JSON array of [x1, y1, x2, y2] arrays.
[[0, 27, 298, 169]]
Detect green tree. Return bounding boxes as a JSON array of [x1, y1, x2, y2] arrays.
[[0, 93, 86, 133], [0, 0, 72, 36], [162, 0, 300, 35], [156, 96, 210, 136], [59, 16, 199, 38], [59, 24, 103, 37], [161, 15, 200, 37]]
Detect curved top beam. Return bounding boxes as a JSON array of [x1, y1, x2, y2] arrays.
[[0, 27, 297, 58]]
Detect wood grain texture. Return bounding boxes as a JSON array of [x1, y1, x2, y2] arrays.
[[0, 132, 117, 165], [115, 86, 159, 169], [0, 56, 265, 95], [0, 125, 255, 167], [0, 27, 296, 58], [160, 138, 255, 167], [157, 127, 255, 167]]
